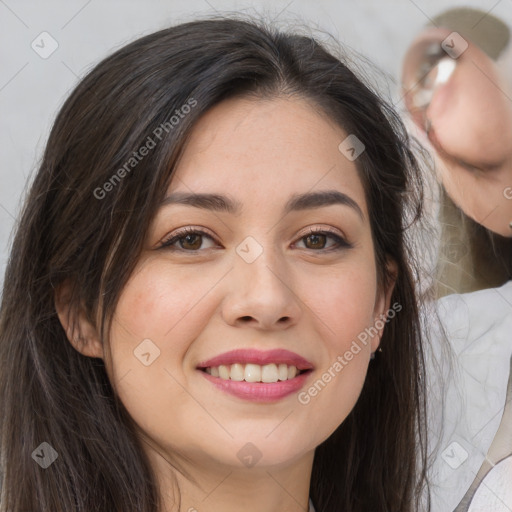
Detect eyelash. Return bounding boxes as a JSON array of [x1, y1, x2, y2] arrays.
[[159, 226, 352, 253]]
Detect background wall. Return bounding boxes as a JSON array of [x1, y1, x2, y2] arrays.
[[0, 0, 507, 287]]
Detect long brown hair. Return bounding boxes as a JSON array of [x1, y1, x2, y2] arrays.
[[0, 15, 429, 511]]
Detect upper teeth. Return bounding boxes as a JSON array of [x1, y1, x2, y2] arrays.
[[205, 363, 299, 382]]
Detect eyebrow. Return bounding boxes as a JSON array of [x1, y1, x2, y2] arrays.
[[160, 190, 364, 220]]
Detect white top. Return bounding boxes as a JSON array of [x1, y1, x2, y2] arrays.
[[466, 455, 512, 511], [426, 280, 512, 511], [309, 498, 315, 512]]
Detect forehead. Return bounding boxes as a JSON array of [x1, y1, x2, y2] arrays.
[[169, 95, 368, 216]]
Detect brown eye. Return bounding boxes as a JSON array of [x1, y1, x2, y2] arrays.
[[159, 228, 217, 251], [179, 233, 203, 250], [304, 233, 327, 249], [295, 229, 351, 251]]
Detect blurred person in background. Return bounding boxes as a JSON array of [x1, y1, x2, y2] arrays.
[[402, 7, 512, 512]]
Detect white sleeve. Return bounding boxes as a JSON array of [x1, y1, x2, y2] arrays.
[[425, 280, 512, 512]]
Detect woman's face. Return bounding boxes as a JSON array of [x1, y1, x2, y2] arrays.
[[103, 96, 392, 473], [402, 27, 512, 236]]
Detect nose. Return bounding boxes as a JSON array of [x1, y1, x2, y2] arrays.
[[220, 245, 302, 331]]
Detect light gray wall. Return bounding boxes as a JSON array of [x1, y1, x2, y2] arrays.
[[0, 0, 506, 287]]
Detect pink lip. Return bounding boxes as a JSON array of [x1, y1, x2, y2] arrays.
[[199, 370, 311, 402], [196, 349, 314, 370], [196, 349, 314, 403]]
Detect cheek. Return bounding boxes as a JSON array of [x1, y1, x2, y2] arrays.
[[115, 262, 201, 336], [104, 260, 225, 449], [294, 257, 379, 432], [305, 260, 378, 349], [104, 259, 220, 406], [110, 258, 224, 354]]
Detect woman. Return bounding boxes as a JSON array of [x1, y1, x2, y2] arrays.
[[401, 6, 512, 296], [0, 16, 429, 512], [402, 7, 512, 511]]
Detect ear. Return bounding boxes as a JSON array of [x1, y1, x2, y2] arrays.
[[371, 258, 398, 354], [54, 280, 104, 359]]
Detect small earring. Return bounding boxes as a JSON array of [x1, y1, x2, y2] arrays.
[[370, 347, 383, 360]]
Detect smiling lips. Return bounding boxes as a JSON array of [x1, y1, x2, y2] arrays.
[[205, 362, 301, 382], [197, 349, 314, 402]]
